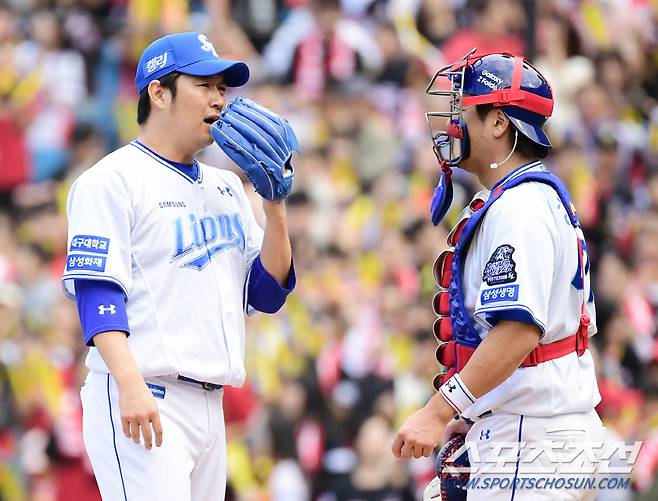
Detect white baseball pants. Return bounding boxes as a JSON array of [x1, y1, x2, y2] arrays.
[[465, 410, 610, 501], [80, 371, 227, 501]]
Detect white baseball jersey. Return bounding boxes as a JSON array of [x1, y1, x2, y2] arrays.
[[459, 162, 601, 419], [62, 141, 263, 386]]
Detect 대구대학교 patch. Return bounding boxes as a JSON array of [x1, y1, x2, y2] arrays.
[[482, 244, 517, 286]]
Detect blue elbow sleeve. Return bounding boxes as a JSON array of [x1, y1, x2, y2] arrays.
[[74, 279, 130, 346], [246, 256, 296, 314]]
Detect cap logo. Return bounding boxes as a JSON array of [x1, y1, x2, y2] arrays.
[[197, 34, 218, 58], [144, 51, 173, 76], [482, 70, 502, 84], [477, 69, 503, 90]]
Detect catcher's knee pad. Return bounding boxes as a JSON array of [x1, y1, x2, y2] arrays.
[[436, 433, 469, 501]]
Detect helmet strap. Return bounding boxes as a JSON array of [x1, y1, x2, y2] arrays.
[[490, 129, 518, 170], [461, 56, 554, 117]]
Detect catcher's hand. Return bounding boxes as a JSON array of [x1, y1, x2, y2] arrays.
[[211, 97, 300, 201]]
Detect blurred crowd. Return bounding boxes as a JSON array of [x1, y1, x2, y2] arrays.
[[0, 0, 657, 500]]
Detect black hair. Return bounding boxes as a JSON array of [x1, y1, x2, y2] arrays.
[[475, 104, 550, 160], [136, 71, 182, 125]]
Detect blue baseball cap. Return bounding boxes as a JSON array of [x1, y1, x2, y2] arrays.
[[135, 32, 250, 94]]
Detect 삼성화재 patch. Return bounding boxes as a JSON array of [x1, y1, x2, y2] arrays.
[[482, 244, 517, 286], [66, 254, 107, 272]]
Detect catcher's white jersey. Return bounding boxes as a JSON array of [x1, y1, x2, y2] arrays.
[[62, 141, 263, 386], [460, 162, 600, 419]]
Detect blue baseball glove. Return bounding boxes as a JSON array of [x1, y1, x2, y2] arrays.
[[211, 97, 300, 201]]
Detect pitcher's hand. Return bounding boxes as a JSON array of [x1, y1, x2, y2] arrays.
[[118, 378, 163, 450]]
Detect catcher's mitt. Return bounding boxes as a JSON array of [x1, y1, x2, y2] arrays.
[[423, 433, 470, 501], [211, 97, 300, 201]]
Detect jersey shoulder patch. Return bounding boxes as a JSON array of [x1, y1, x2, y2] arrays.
[[482, 244, 517, 286]]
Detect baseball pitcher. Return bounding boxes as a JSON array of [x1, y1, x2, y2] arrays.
[[62, 32, 299, 501]]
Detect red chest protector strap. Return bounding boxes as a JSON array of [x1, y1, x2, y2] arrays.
[[446, 306, 589, 374]]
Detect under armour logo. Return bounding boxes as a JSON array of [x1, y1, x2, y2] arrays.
[[197, 34, 219, 58], [480, 429, 491, 440], [217, 186, 233, 197], [447, 383, 456, 393], [98, 304, 116, 315]]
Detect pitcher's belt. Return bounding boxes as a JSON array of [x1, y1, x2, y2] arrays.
[[177, 375, 223, 391]]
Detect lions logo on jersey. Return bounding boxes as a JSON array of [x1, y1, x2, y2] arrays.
[[172, 212, 245, 270], [483, 244, 517, 286]]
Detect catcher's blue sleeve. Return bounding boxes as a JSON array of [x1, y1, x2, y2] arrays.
[[246, 256, 296, 313], [485, 309, 537, 329], [74, 279, 130, 346]]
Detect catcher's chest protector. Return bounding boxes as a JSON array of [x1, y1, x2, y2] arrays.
[[433, 171, 588, 390]]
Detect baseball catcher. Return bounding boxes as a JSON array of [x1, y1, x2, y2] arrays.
[[393, 50, 606, 501]]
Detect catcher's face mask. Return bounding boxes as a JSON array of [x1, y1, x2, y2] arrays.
[[426, 49, 478, 226], [425, 49, 477, 167]]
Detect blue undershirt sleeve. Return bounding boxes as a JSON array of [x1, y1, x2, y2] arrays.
[[246, 255, 296, 314], [74, 279, 130, 346], [485, 308, 541, 332]]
